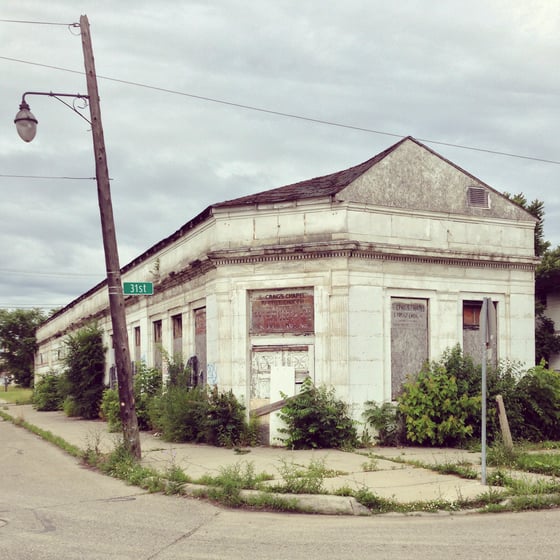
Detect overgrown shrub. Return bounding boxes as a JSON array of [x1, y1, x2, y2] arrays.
[[149, 383, 255, 447], [398, 360, 480, 446], [394, 345, 526, 447], [205, 387, 255, 447], [440, 345, 522, 441], [100, 388, 121, 432], [62, 396, 81, 417], [101, 363, 163, 432], [278, 378, 358, 449], [62, 323, 106, 419], [134, 362, 162, 430], [32, 371, 63, 411], [149, 385, 209, 442], [363, 401, 406, 446], [513, 364, 560, 441], [165, 353, 192, 387]]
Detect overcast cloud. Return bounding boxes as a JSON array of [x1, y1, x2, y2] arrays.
[[1, 1, 559, 311]]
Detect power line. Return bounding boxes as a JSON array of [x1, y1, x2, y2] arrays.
[[1, 55, 559, 166], [0, 18, 75, 26], [0, 268, 100, 278], [0, 174, 95, 180]]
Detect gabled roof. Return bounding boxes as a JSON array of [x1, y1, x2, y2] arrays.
[[214, 137, 409, 208]]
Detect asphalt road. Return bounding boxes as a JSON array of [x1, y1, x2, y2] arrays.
[[2, 417, 560, 560]]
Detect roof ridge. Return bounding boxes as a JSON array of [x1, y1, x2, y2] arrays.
[[214, 136, 411, 208]]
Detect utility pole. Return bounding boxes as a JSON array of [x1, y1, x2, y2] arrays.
[[80, 15, 141, 459]]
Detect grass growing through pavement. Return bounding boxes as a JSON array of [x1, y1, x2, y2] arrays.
[[376, 453, 479, 480]]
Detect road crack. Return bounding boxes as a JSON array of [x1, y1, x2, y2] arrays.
[[144, 511, 221, 560]]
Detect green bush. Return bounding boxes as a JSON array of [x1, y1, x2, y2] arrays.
[[134, 362, 162, 430], [101, 363, 163, 432], [363, 401, 406, 446], [100, 388, 121, 432], [513, 364, 560, 441], [150, 385, 209, 442], [62, 323, 106, 419], [394, 345, 525, 447], [33, 372, 63, 411], [149, 384, 254, 447], [278, 378, 358, 449], [205, 387, 254, 447], [398, 360, 480, 446], [62, 396, 81, 417], [442, 345, 522, 441]]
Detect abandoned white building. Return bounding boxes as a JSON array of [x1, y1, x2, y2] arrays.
[[35, 136, 538, 442]]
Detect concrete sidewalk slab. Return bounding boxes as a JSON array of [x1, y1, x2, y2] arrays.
[[2, 403, 498, 511]]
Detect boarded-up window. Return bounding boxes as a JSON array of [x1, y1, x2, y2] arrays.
[[250, 289, 314, 335], [172, 314, 182, 356], [463, 302, 481, 330], [153, 320, 162, 370], [153, 320, 162, 343], [391, 298, 429, 399], [194, 308, 207, 385], [134, 326, 141, 363], [463, 300, 498, 366]]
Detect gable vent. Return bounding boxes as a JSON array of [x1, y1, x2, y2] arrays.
[[467, 186, 489, 208]]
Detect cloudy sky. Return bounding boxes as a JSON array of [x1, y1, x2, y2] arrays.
[[1, 1, 559, 311]]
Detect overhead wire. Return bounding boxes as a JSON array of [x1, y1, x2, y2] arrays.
[[1, 23, 559, 305], [0, 55, 559, 166]]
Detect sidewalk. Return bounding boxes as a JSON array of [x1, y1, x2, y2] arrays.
[[1, 403, 496, 514]]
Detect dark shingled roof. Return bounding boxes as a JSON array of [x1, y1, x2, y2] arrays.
[[214, 136, 411, 208]]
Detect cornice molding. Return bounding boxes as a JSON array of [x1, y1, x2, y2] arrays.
[[208, 242, 537, 271]]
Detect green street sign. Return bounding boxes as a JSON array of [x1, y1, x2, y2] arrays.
[[123, 282, 153, 295]]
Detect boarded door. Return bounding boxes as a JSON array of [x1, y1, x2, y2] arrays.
[[390, 298, 429, 399], [250, 346, 310, 444]]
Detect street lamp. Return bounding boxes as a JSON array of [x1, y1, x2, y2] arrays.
[[14, 99, 38, 142], [14, 15, 141, 459]]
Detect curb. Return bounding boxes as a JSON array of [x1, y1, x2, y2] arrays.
[[177, 483, 371, 515]]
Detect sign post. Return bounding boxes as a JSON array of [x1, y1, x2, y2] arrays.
[[480, 297, 496, 485]]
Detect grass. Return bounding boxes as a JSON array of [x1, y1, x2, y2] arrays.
[[488, 439, 560, 476], [377, 454, 479, 480], [514, 453, 560, 477], [4, 404, 560, 515], [0, 409, 82, 457], [0, 385, 33, 405]]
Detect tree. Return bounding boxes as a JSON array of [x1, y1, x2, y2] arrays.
[[503, 193, 549, 256], [0, 308, 45, 387], [535, 245, 560, 364], [504, 193, 560, 364]]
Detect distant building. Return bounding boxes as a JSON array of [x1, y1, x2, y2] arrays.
[[35, 136, 537, 442]]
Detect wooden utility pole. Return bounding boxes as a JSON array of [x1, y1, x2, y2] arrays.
[[80, 15, 141, 459]]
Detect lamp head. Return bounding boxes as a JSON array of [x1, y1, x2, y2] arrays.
[[14, 100, 38, 142]]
